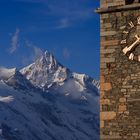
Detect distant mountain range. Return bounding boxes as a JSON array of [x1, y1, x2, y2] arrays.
[[0, 51, 100, 140]]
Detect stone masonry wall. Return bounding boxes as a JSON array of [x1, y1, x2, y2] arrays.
[[100, 5, 140, 140], [100, 0, 139, 8], [100, 0, 125, 8]]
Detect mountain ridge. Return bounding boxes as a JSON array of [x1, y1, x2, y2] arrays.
[[20, 51, 99, 92], [0, 50, 100, 140]]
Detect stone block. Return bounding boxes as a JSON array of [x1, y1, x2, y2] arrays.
[[100, 111, 116, 121]]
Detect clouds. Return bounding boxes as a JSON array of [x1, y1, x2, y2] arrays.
[[15, 0, 94, 29], [25, 40, 43, 60], [56, 18, 70, 29], [63, 48, 71, 59], [9, 28, 20, 53], [45, 0, 94, 28], [21, 40, 44, 66], [8, 27, 44, 65]]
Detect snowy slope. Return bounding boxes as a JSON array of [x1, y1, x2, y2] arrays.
[[0, 81, 99, 140], [0, 67, 16, 80], [0, 51, 99, 140]]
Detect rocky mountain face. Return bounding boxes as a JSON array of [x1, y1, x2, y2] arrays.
[[0, 51, 100, 140]]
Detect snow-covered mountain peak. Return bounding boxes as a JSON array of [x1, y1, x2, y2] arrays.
[[39, 51, 58, 69], [73, 73, 87, 85], [20, 51, 70, 89]]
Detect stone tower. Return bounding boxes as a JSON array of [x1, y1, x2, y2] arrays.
[[96, 0, 140, 139]]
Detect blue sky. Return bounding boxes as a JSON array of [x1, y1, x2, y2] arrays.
[[0, 0, 100, 79]]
